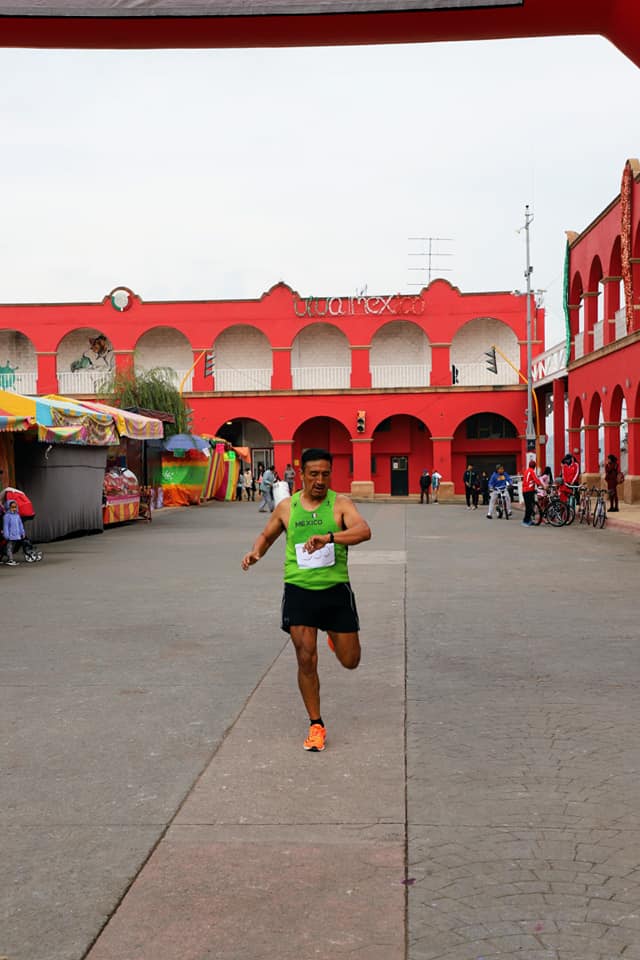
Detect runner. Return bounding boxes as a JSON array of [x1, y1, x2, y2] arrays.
[[241, 447, 371, 752]]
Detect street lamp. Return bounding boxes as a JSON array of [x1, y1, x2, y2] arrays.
[[521, 205, 536, 455]]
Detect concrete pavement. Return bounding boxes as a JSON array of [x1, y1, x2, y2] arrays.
[[3, 499, 640, 959]]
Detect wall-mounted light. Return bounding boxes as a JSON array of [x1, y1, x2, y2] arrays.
[[602, 385, 607, 394], [626, 378, 632, 388]]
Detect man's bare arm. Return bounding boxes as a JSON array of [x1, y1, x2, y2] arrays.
[[304, 495, 371, 554], [241, 501, 289, 570]]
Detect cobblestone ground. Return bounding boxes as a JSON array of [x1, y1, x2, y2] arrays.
[[407, 506, 640, 959], [3, 500, 640, 960]]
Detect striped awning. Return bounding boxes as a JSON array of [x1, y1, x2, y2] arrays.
[[79, 400, 164, 440], [0, 410, 33, 432]]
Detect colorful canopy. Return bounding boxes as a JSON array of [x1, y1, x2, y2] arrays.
[[0, 408, 34, 432], [0, 389, 118, 445], [63, 399, 164, 440]]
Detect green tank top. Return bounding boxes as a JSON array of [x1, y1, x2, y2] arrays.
[[284, 489, 349, 589]]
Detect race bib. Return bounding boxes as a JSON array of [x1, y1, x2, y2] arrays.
[[295, 541, 336, 569]]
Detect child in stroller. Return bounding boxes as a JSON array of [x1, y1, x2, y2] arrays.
[[0, 490, 43, 564]]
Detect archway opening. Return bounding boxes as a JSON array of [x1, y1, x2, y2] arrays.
[[452, 411, 518, 493], [215, 417, 274, 476], [371, 413, 432, 496], [0, 329, 37, 394], [56, 327, 114, 395], [293, 417, 352, 493]]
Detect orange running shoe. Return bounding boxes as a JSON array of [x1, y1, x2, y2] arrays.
[[327, 634, 335, 653], [303, 723, 326, 752]]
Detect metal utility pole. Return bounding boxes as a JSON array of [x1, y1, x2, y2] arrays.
[[522, 206, 536, 453], [408, 237, 454, 286]]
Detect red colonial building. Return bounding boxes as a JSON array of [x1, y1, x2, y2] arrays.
[[0, 279, 544, 498], [556, 158, 640, 503]]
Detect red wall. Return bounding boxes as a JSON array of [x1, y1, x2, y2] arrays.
[[0, 279, 541, 494]]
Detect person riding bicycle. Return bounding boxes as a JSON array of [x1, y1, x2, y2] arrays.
[[558, 453, 580, 503], [486, 464, 513, 519]]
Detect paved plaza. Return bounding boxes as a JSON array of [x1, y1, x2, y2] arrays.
[[3, 499, 640, 960]]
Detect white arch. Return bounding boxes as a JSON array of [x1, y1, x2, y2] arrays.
[[214, 325, 272, 391], [135, 326, 194, 389], [450, 318, 519, 386], [370, 321, 431, 388], [0, 329, 37, 394], [56, 327, 114, 395], [291, 323, 351, 390]]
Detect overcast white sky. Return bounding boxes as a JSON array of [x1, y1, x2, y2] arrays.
[[1, 33, 639, 347]]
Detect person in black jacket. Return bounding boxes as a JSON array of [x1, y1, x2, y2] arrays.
[[463, 464, 479, 509], [480, 471, 490, 506], [419, 469, 431, 504]]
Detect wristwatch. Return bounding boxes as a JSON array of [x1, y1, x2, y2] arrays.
[[328, 532, 334, 543]]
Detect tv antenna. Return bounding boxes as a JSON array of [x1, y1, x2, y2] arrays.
[[408, 236, 454, 287]]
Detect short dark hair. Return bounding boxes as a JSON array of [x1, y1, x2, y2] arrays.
[[301, 448, 333, 468]]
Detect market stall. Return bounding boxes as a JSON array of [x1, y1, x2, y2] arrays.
[[1, 389, 117, 540], [57, 398, 164, 525], [161, 435, 211, 506], [0, 407, 34, 489]]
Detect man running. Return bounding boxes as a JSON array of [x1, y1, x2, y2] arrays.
[[241, 448, 371, 752]]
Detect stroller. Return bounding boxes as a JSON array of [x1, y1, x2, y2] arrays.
[[0, 490, 43, 563]]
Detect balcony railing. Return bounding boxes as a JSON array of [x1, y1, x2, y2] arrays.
[[0, 371, 37, 394], [57, 370, 112, 395], [451, 362, 519, 386], [574, 331, 585, 360], [593, 320, 605, 352], [291, 366, 350, 390], [215, 368, 272, 391], [615, 308, 628, 340], [135, 368, 193, 392], [371, 364, 430, 388]]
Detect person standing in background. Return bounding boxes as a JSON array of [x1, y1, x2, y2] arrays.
[[463, 464, 478, 509], [284, 463, 296, 495], [431, 469, 442, 503], [419, 469, 431, 504]]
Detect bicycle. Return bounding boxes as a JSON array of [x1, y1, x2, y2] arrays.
[[532, 486, 569, 527], [577, 484, 592, 525], [494, 488, 511, 519], [564, 482, 581, 526], [592, 488, 607, 529]]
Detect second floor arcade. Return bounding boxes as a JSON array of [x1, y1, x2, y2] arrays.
[[0, 279, 542, 396]]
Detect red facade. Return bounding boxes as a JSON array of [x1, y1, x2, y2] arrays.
[[562, 159, 640, 502], [0, 279, 544, 497]]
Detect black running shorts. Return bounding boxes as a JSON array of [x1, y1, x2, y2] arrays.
[[281, 581, 360, 634]]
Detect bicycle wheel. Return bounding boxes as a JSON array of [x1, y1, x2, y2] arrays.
[[564, 504, 576, 526], [547, 501, 569, 527], [496, 497, 503, 519], [593, 500, 607, 529]]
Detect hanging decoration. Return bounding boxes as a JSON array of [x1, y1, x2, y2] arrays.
[[620, 160, 633, 336]]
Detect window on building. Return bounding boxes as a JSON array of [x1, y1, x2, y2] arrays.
[[466, 414, 517, 439]]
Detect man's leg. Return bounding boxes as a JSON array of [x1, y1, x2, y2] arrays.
[[487, 490, 497, 517], [327, 631, 361, 670], [289, 625, 321, 720]]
